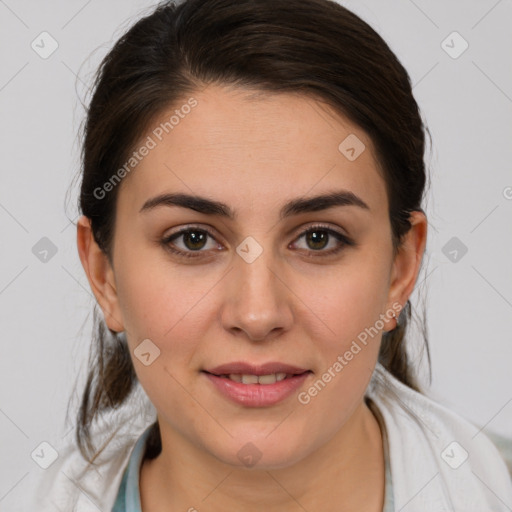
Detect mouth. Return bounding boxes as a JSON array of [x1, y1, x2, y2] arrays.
[[201, 362, 313, 407]]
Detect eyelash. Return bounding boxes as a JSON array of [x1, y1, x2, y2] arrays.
[[161, 224, 355, 260]]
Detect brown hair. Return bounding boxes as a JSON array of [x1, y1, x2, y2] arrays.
[[75, 0, 431, 463]]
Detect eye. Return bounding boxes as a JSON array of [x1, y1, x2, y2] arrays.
[[161, 226, 222, 258], [290, 224, 354, 256]]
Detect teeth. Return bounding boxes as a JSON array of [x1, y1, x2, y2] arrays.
[[228, 372, 288, 384], [241, 374, 259, 384], [258, 374, 277, 385]]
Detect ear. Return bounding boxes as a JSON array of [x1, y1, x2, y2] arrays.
[[76, 215, 125, 332], [385, 210, 428, 322]]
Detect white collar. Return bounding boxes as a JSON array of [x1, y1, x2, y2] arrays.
[[366, 362, 512, 510]]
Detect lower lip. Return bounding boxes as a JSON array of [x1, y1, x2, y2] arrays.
[[202, 371, 311, 407]]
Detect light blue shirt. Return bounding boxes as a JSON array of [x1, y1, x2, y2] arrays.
[[111, 425, 152, 512], [111, 424, 395, 511]]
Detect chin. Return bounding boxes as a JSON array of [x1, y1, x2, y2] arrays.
[[206, 434, 311, 470]]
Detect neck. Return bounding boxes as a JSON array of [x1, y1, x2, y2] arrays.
[[140, 399, 385, 512]]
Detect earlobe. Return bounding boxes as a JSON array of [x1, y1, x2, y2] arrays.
[[386, 210, 428, 318], [76, 215, 125, 332]]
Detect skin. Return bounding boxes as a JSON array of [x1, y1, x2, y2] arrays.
[[77, 84, 427, 511]]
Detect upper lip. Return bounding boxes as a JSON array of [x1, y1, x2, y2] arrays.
[[203, 362, 311, 376]]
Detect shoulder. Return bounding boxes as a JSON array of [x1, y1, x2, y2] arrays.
[[23, 425, 148, 512], [23, 385, 156, 512], [366, 362, 512, 511]]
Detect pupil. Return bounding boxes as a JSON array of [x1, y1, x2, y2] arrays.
[[307, 230, 328, 250], [184, 231, 206, 250]]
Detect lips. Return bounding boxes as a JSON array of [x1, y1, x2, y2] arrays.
[[202, 361, 312, 407]]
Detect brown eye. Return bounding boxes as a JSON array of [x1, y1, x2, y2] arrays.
[[181, 230, 208, 250], [305, 229, 329, 250], [291, 225, 354, 257], [162, 227, 221, 259]]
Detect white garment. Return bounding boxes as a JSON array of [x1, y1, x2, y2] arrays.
[[17, 362, 512, 512], [366, 364, 512, 510]]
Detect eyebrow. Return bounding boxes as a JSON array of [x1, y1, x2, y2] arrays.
[[139, 190, 370, 219]]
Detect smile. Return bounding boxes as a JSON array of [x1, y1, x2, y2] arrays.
[[202, 370, 312, 407]]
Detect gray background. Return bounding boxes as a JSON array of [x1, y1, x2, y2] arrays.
[[1, 0, 511, 505]]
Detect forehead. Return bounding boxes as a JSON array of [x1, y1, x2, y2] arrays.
[[118, 84, 388, 217]]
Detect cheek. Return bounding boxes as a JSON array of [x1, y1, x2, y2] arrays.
[[297, 268, 389, 434], [114, 260, 214, 415], [310, 252, 391, 345], [298, 249, 391, 409], [114, 241, 216, 339], [114, 255, 225, 403]]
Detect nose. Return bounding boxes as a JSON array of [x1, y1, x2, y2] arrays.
[[220, 249, 294, 342]]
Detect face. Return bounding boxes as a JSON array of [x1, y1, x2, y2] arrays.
[[92, 85, 412, 468]]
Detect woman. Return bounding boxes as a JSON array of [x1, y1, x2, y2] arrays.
[[28, 0, 512, 510]]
